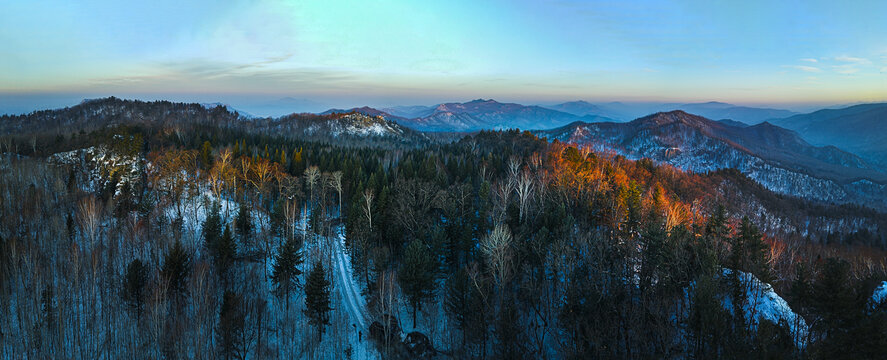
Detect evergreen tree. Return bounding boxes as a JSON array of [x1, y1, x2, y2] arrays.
[[729, 217, 772, 283], [203, 202, 222, 251], [494, 296, 524, 359], [810, 258, 857, 349], [271, 236, 304, 312], [399, 238, 437, 328], [211, 226, 238, 288], [705, 204, 730, 261], [270, 199, 285, 237], [123, 259, 148, 318], [307, 207, 322, 238], [304, 262, 332, 341], [216, 291, 246, 360], [445, 268, 472, 348], [235, 202, 253, 246], [618, 181, 642, 241], [789, 262, 813, 318], [162, 240, 192, 302], [688, 275, 733, 358], [199, 141, 213, 168]]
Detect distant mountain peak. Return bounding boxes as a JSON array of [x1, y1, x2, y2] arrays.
[[636, 110, 712, 128], [387, 99, 593, 132], [319, 106, 404, 121], [467, 98, 495, 104]]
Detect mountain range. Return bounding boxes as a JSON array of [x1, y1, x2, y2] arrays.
[[544, 100, 797, 124], [325, 99, 612, 132], [327, 99, 797, 132], [0, 98, 429, 148], [325, 99, 887, 176], [538, 111, 887, 208], [772, 103, 887, 167], [7, 97, 887, 209]]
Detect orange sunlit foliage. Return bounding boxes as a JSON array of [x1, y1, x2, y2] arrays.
[[544, 142, 702, 236]]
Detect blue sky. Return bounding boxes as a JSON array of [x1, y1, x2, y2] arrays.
[[1, 0, 886, 115]]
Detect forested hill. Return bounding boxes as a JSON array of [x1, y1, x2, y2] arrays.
[[1, 101, 886, 358], [0, 97, 430, 152]]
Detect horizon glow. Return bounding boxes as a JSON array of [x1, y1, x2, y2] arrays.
[[2, 0, 887, 115]]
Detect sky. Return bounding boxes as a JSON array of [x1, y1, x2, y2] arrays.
[[2, 0, 887, 116]]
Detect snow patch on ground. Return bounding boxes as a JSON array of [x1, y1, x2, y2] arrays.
[[722, 269, 809, 347], [871, 281, 887, 309]]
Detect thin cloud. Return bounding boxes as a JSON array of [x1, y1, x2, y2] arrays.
[[800, 58, 818, 63], [833, 65, 860, 74], [155, 55, 296, 80], [834, 55, 871, 64], [785, 65, 822, 73]]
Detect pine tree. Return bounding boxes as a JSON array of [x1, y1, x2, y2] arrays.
[[688, 275, 733, 358], [729, 217, 772, 283], [448, 266, 490, 355], [200, 141, 213, 168], [123, 259, 148, 318], [270, 200, 285, 237], [271, 236, 304, 312], [162, 240, 192, 302], [216, 291, 246, 360], [789, 262, 813, 318], [212, 226, 237, 288], [494, 298, 523, 359], [304, 262, 332, 341], [203, 202, 222, 251], [399, 238, 436, 328], [235, 202, 252, 246], [618, 181, 642, 241], [705, 204, 730, 262], [811, 258, 856, 340]]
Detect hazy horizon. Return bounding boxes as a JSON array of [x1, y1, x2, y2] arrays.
[[0, 92, 876, 118], [3, 0, 886, 117]]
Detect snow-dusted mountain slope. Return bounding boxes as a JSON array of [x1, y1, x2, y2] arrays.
[[270, 111, 429, 146], [538, 111, 887, 208], [393, 99, 612, 132]]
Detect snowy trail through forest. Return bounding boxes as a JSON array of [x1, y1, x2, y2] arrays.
[[333, 229, 369, 330]]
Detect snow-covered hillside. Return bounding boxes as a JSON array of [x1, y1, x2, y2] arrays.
[[720, 269, 809, 348], [271, 112, 429, 147], [540, 111, 887, 209]]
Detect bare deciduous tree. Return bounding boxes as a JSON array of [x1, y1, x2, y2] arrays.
[[481, 224, 513, 287], [491, 182, 511, 225], [375, 269, 399, 350], [304, 166, 320, 207], [284, 199, 300, 242], [331, 171, 343, 217], [362, 189, 374, 231], [77, 195, 101, 248], [515, 168, 534, 222], [507, 156, 521, 183]]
